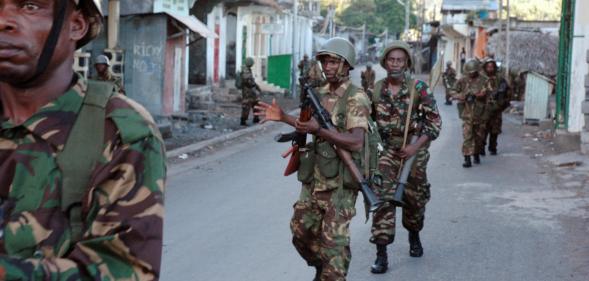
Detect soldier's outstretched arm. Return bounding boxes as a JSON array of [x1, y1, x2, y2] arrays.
[[255, 99, 297, 127], [0, 118, 166, 280]]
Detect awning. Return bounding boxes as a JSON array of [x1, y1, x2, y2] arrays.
[[165, 12, 217, 39]]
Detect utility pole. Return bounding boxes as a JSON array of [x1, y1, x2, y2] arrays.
[[362, 23, 367, 60], [498, 0, 503, 60], [505, 0, 510, 79], [290, 0, 298, 98], [107, 0, 120, 48]]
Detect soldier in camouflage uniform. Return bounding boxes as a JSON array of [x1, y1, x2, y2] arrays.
[[240, 57, 261, 126], [369, 41, 442, 274], [481, 58, 510, 155], [442, 61, 457, 105], [0, 0, 166, 279], [298, 54, 311, 77], [451, 59, 492, 167], [93, 54, 124, 92], [361, 63, 376, 93], [255, 37, 370, 281]]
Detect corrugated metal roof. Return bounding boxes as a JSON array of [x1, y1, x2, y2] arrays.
[[442, 0, 499, 11]]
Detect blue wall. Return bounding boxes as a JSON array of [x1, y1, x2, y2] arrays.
[[88, 14, 167, 115]]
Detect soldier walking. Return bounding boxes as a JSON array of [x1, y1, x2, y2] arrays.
[[451, 59, 492, 167], [93, 54, 124, 92], [0, 0, 166, 279], [442, 61, 457, 105], [255, 37, 370, 281], [369, 41, 442, 274], [481, 58, 510, 155], [240, 57, 261, 126], [361, 63, 376, 93]]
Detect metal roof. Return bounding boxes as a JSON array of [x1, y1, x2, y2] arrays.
[[442, 0, 499, 11]]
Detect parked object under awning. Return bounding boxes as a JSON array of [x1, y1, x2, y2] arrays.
[[166, 12, 218, 39]]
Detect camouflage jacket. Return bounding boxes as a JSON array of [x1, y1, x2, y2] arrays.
[[373, 77, 441, 149], [442, 67, 457, 89], [361, 69, 376, 90], [312, 79, 371, 192], [0, 77, 166, 280], [298, 60, 311, 77], [484, 74, 511, 111], [306, 61, 326, 88], [451, 75, 492, 122], [240, 67, 259, 102]]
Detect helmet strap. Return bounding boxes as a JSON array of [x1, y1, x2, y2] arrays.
[[16, 0, 69, 87], [335, 59, 348, 83]]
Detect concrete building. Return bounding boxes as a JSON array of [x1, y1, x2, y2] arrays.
[[83, 0, 214, 117], [439, 0, 498, 72]]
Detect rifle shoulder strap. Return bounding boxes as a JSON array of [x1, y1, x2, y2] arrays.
[[57, 80, 114, 243], [401, 79, 418, 149]]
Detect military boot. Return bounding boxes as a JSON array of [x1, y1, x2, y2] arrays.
[[253, 116, 260, 124], [370, 244, 388, 274], [462, 156, 472, 168], [240, 118, 247, 126], [473, 154, 481, 164], [480, 150, 486, 156], [489, 134, 498, 155], [409, 231, 423, 257], [313, 265, 322, 281]]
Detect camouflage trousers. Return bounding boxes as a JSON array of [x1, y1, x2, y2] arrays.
[[462, 120, 487, 156], [483, 110, 503, 151], [241, 99, 260, 123], [370, 148, 431, 245], [291, 183, 358, 281]]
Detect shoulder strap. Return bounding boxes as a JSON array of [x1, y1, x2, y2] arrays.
[[57, 80, 114, 243], [333, 83, 356, 130]]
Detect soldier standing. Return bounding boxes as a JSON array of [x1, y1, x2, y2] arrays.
[[442, 61, 457, 105], [0, 0, 166, 279], [255, 37, 370, 281], [241, 57, 261, 126], [298, 54, 311, 77], [481, 58, 510, 155], [451, 59, 492, 167], [93, 54, 124, 92], [369, 41, 442, 274], [361, 63, 376, 93]]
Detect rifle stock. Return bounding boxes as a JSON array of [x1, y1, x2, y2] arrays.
[[391, 135, 420, 207]]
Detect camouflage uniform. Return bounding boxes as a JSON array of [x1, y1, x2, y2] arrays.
[[298, 58, 311, 77], [483, 74, 510, 153], [451, 75, 492, 156], [291, 79, 371, 281], [0, 77, 166, 280], [442, 65, 457, 104], [306, 60, 326, 88], [361, 68, 376, 93], [370, 77, 441, 245], [240, 66, 260, 124]]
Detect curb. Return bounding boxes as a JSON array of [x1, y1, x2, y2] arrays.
[[166, 109, 298, 159]]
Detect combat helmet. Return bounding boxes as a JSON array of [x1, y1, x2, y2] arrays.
[[463, 59, 480, 75], [95, 55, 111, 66], [316, 37, 357, 69], [380, 41, 413, 68], [245, 57, 255, 67], [446, 61, 453, 66]]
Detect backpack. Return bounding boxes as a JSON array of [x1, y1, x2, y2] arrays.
[[57, 80, 114, 244], [235, 71, 243, 89], [333, 85, 383, 185]]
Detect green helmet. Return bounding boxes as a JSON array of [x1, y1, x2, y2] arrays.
[[245, 57, 254, 67], [380, 40, 413, 69], [316, 37, 357, 69], [463, 59, 480, 74], [482, 57, 497, 68]]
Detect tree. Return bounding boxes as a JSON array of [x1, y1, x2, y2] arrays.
[[338, 0, 418, 38]]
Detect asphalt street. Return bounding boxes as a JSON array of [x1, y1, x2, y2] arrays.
[[161, 66, 587, 281]]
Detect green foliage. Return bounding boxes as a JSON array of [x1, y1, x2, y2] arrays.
[[338, 0, 418, 37]]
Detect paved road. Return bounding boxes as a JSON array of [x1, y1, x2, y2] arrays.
[[161, 66, 586, 281]]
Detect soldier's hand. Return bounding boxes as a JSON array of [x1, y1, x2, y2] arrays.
[[395, 143, 419, 159], [295, 118, 320, 134], [254, 99, 283, 123]]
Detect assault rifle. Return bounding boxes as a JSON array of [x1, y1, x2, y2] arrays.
[[276, 78, 382, 212]]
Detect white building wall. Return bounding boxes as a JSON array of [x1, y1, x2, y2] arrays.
[[205, 5, 227, 83], [568, 0, 589, 132]]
